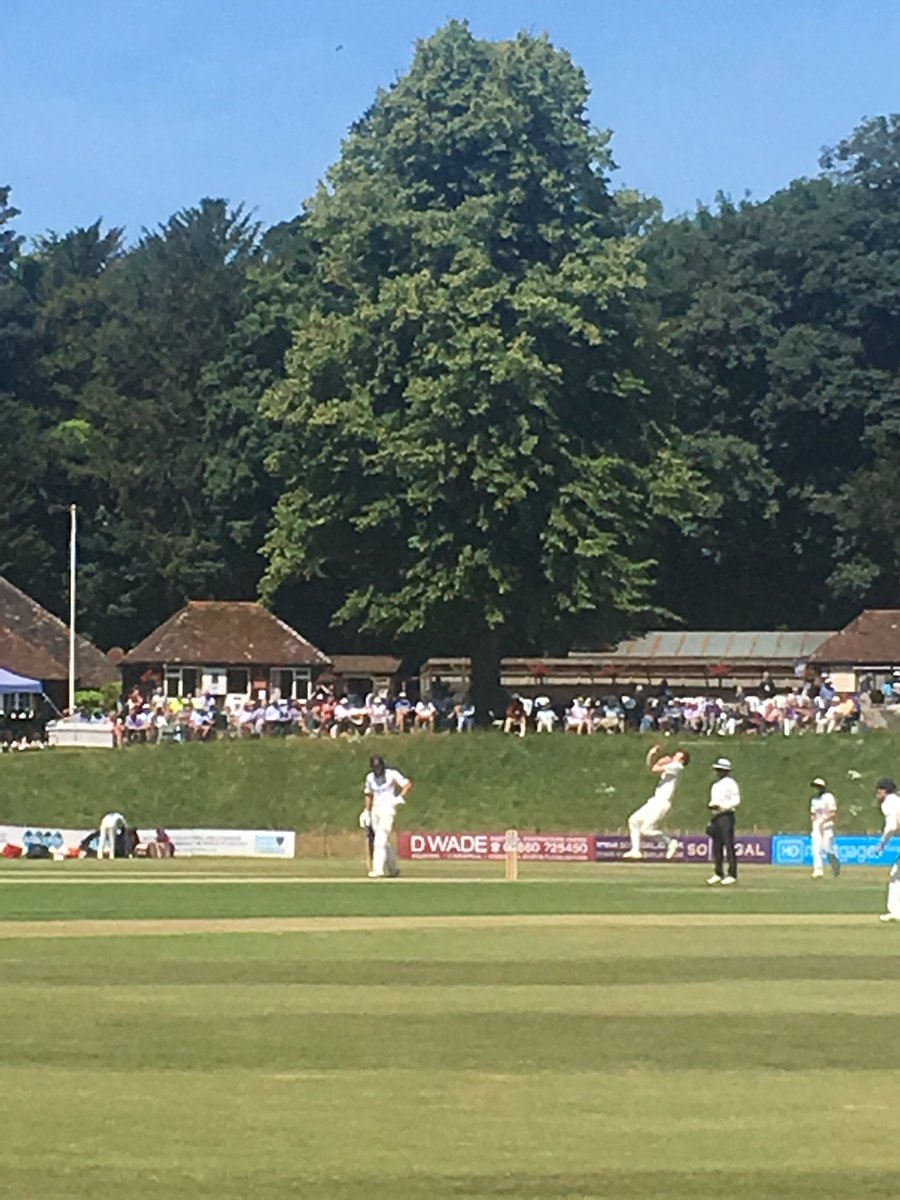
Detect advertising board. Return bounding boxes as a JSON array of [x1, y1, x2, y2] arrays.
[[772, 835, 899, 868], [0, 824, 296, 858], [397, 832, 595, 861], [594, 834, 772, 864]]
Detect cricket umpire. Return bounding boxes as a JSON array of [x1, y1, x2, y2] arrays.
[[707, 757, 741, 885]]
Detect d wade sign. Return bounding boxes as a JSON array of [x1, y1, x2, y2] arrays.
[[397, 832, 595, 862]]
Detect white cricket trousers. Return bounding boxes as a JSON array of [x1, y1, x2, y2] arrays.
[[811, 824, 836, 872], [886, 856, 900, 918], [98, 817, 118, 860], [371, 809, 398, 877], [628, 798, 672, 852]]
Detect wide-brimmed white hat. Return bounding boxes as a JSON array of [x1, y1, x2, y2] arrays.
[[810, 777, 827, 788], [712, 757, 733, 771]]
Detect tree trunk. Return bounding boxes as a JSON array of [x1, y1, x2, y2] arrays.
[[469, 628, 504, 726]]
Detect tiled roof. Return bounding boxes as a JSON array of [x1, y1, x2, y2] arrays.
[[810, 610, 900, 666], [0, 576, 119, 687], [123, 601, 330, 667]]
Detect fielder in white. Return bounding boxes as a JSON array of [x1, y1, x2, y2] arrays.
[[809, 777, 840, 879], [98, 811, 126, 860], [874, 777, 900, 922], [623, 745, 690, 860], [361, 755, 412, 879]]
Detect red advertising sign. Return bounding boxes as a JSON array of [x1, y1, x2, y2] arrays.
[[397, 831, 595, 862]]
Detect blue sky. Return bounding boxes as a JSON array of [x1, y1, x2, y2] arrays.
[[6, 0, 900, 242]]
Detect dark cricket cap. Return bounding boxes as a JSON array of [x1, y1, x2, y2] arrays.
[[876, 777, 896, 792]]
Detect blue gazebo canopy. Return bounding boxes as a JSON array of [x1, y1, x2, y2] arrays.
[[0, 667, 42, 694]]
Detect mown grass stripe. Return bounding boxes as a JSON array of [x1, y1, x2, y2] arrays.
[[3, 978, 897, 1018]]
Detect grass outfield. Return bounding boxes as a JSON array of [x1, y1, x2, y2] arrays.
[[2, 730, 898, 834], [1, 863, 898, 1198]]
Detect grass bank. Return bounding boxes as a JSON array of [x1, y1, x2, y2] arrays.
[[2, 731, 896, 835]]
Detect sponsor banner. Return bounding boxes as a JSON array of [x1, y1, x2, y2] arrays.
[[143, 828, 296, 858], [0, 825, 88, 855], [594, 833, 772, 865], [773, 835, 900, 868], [398, 832, 595, 862], [0, 824, 295, 858]]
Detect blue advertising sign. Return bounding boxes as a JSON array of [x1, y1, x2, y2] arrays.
[[772, 835, 900, 868]]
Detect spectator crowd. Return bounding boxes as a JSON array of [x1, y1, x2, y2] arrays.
[[95, 685, 473, 746], [58, 670, 896, 748], [506, 673, 882, 737]]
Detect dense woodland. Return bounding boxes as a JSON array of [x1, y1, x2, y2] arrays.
[[2, 21, 900, 700]]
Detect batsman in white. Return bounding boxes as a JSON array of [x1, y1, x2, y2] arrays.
[[622, 744, 689, 860], [809, 777, 840, 879], [361, 754, 412, 879], [874, 777, 900, 922], [97, 811, 126, 860]]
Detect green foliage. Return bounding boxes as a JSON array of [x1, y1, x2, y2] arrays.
[[74, 683, 120, 712], [643, 136, 900, 625], [261, 21, 702, 695]]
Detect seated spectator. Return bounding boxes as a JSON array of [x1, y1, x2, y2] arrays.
[[346, 699, 369, 737], [596, 697, 624, 734], [369, 695, 390, 734], [150, 705, 171, 744], [394, 693, 413, 733], [414, 699, 436, 733], [454, 700, 476, 733], [504, 696, 527, 738], [189, 707, 214, 742], [264, 699, 281, 736], [331, 696, 353, 738], [237, 702, 257, 738], [533, 695, 556, 733], [110, 711, 125, 749], [566, 698, 591, 735]]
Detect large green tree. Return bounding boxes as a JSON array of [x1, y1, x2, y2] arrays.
[[262, 21, 699, 710]]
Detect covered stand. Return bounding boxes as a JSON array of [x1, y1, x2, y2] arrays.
[[0, 667, 42, 694]]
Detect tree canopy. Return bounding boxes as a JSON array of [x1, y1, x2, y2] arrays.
[[261, 21, 702, 703]]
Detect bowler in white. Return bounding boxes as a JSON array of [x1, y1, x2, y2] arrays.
[[623, 745, 690, 860], [809, 777, 840, 879], [363, 755, 412, 878], [874, 777, 900, 922]]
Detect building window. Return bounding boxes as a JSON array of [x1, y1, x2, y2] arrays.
[[201, 669, 228, 697], [164, 667, 199, 698], [270, 668, 311, 700], [226, 668, 249, 695]]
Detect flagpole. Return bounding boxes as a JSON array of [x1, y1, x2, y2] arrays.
[[68, 504, 77, 716]]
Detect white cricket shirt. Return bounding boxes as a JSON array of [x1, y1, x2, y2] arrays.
[[810, 792, 837, 831], [880, 793, 900, 839], [364, 768, 409, 814], [709, 777, 741, 811], [653, 760, 684, 805]]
